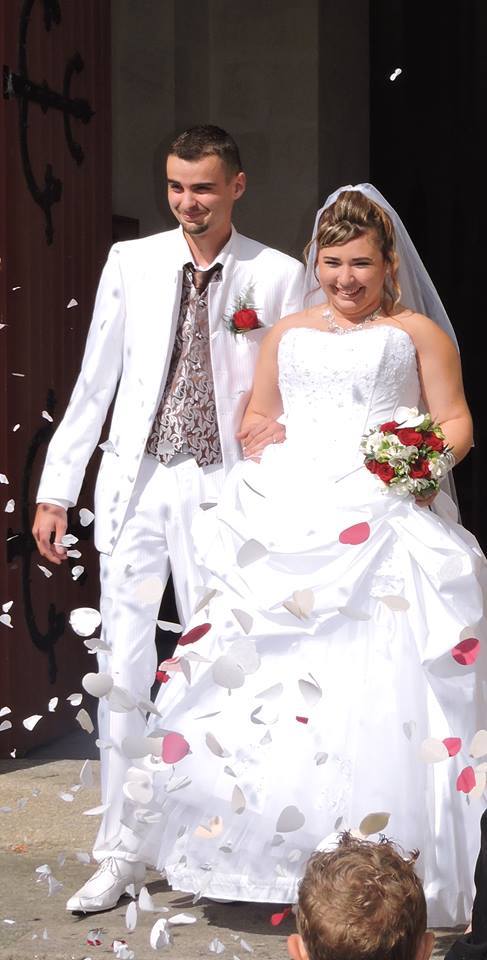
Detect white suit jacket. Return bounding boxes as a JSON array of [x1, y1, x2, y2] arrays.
[[37, 226, 304, 554]]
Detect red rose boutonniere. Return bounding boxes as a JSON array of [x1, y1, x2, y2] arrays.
[[224, 283, 263, 336]]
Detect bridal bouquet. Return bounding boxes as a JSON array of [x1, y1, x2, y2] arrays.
[[360, 406, 455, 498]]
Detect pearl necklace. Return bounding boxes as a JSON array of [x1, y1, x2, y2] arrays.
[[323, 305, 382, 335]]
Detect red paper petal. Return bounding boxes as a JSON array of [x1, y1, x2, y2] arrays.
[[451, 637, 480, 666], [179, 623, 212, 646], [162, 732, 190, 764], [339, 522, 370, 545], [443, 737, 462, 757], [296, 716, 309, 724], [156, 670, 171, 684], [456, 765, 476, 793], [270, 907, 293, 927]]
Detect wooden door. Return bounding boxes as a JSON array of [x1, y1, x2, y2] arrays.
[[0, 0, 111, 756]]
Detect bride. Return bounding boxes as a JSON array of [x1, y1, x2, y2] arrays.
[[77, 186, 486, 925]]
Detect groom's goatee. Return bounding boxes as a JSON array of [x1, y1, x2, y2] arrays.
[[183, 222, 209, 235]]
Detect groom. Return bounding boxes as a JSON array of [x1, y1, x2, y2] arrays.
[[33, 124, 304, 912]]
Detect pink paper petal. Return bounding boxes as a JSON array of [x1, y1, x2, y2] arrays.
[[339, 522, 370, 545], [443, 737, 462, 757], [270, 907, 292, 927], [456, 765, 476, 793], [161, 732, 190, 764], [296, 716, 309, 724], [179, 623, 211, 646], [451, 637, 480, 665]]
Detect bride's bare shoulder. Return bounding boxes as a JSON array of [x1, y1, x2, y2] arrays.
[[267, 307, 324, 342]]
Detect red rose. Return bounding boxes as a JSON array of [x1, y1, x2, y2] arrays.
[[379, 420, 399, 433], [423, 431, 445, 452], [366, 459, 396, 483], [233, 308, 260, 330], [395, 428, 423, 446], [410, 459, 431, 479]]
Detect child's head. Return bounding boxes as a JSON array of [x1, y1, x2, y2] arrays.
[[288, 833, 434, 960]]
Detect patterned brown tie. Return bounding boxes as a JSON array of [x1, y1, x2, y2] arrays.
[[189, 263, 222, 295]]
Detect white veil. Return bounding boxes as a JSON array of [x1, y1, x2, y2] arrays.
[[303, 183, 459, 349], [303, 183, 460, 506]]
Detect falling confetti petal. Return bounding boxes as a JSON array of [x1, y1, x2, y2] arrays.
[[276, 805, 305, 833], [339, 522, 370, 545], [470, 730, 487, 758], [4, 499, 15, 512], [0, 720, 12, 732], [298, 678, 322, 707], [80, 760, 94, 788], [381, 595, 410, 611], [67, 548, 82, 559], [229, 638, 261, 674], [457, 766, 476, 793], [179, 622, 212, 646], [59, 792, 75, 803], [256, 683, 283, 701], [150, 918, 172, 949], [209, 937, 225, 954], [37, 564, 52, 578], [194, 587, 220, 614], [71, 565, 84, 580], [0, 614, 13, 628], [315, 752, 328, 765], [0, 474, 8, 484], [134, 575, 164, 605], [403, 720, 416, 740], [82, 672, 114, 698], [162, 732, 190, 764], [168, 912, 197, 925], [83, 803, 110, 816], [67, 298, 78, 308], [13, 423, 20, 431], [231, 608, 253, 634], [69, 607, 101, 637], [123, 776, 153, 805], [156, 619, 183, 633], [296, 716, 308, 724], [60, 533, 78, 546], [106, 685, 136, 712], [67, 692, 83, 706], [48, 697, 58, 712], [443, 737, 462, 757], [75, 708, 94, 733], [472, 768, 487, 799], [79, 507, 95, 526], [237, 538, 269, 567], [23, 714, 42, 731], [451, 637, 480, 665], [122, 735, 162, 759], [420, 737, 449, 763], [194, 816, 224, 839], [212, 655, 245, 690], [205, 732, 231, 758], [125, 900, 137, 931], [232, 785, 246, 814], [390, 67, 402, 81], [0, 706, 11, 716], [270, 906, 293, 926], [41, 411, 53, 422], [359, 812, 390, 836]]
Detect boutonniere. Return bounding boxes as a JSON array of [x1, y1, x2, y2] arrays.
[[224, 282, 264, 335]]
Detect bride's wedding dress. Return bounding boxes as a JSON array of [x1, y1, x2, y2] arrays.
[[120, 324, 486, 925]]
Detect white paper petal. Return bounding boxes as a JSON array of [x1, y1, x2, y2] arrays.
[[209, 937, 225, 954], [168, 912, 197, 925], [256, 683, 283, 701], [69, 607, 101, 637], [0, 614, 13, 628], [82, 672, 114, 698], [0, 706, 12, 717], [276, 805, 305, 833], [37, 564, 52, 578], [156, 619, 183, 633], [122, 735, 163, 759], [106, 685, 136, 713], [66, 692, 83, 706], [123, 779, 153, 805], [228, 639, 260, 675], [23, 714, 42, 731], [315, 751, 328, 765], [298, 678, 322, 707], [4, 499, 15, 513], [205, 733, 231, 758], [42, 411, 53, 422], [71, 565, 84, 581], [359, 812, 390, 836], [231, 608, 253, 634], [48, 697, 58, 712], [150, 918, 172, 949], [231, 785, 246, 814], [470, 730, 487, 758], [420, 737, 449, 763], [75, 708, 94, 733], [0, 720, 12, 732], [80, 760, 94, 788], [237, 539, 268, 567], [79, 508, 95, 527], [59, 792, 74, 802], [67, 298, 78, 308], [83, 803, 110, 816], [212, 655, 245, 690], [133, 575, 163, 605], [0, 474, 8, 484], [381, 595, 410, 612], [60, 534, 78, 546], [125, 899, 137, 931]]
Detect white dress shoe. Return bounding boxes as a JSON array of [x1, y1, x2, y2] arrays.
[[66, 857, 146, 913]]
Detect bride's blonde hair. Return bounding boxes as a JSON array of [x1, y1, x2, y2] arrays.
[[305, 190, 401, 314]]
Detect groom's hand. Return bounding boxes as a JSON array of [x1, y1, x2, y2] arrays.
[[237, 418, 286, 461], [32, 503, 68, 565]]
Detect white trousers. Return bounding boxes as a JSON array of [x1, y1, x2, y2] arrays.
[[93, 453, 225, 861]]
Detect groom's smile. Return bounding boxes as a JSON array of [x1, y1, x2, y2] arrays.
[[166, 153, 246, 242]]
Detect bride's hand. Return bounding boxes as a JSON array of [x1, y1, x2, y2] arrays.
[[237, 418, 286, 461]]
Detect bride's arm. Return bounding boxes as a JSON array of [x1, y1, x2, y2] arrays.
[[407, 313, 474, 464], [236, 322, 287, 460]]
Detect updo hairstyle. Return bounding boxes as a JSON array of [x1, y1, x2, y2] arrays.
[[309, 190, 401, 314]]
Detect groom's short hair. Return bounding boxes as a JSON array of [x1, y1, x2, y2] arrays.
[[168, 125, 242, 177], [296, 833, 426, 960]]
